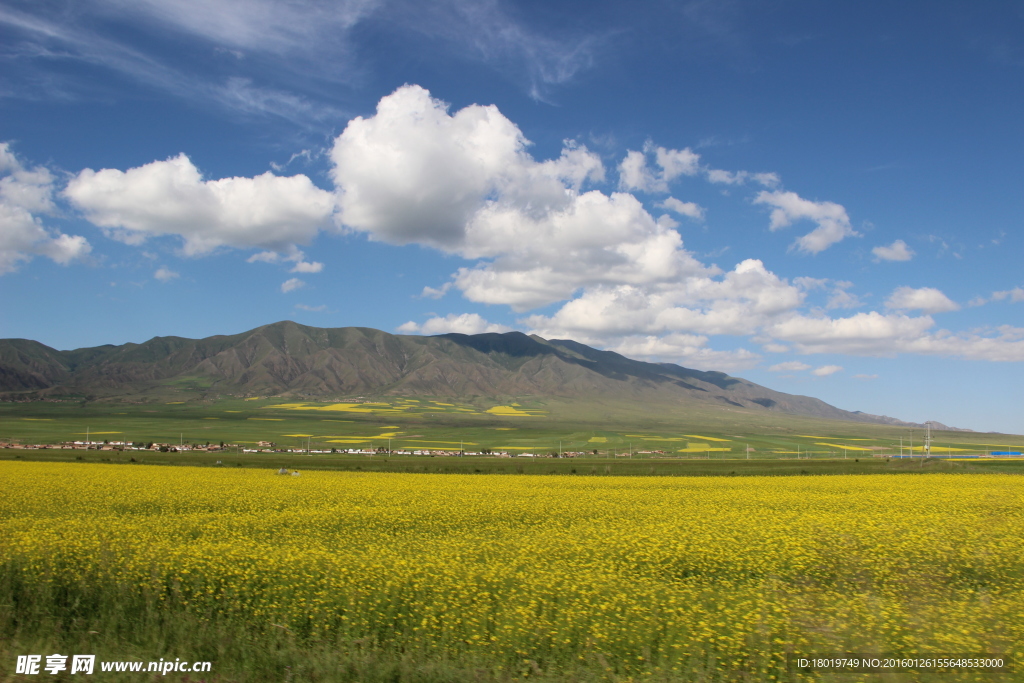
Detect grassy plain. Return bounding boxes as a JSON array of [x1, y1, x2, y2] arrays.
[[2, 462, 1021, 682], [2, 396, 1022, 459]]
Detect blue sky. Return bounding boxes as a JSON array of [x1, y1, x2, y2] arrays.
[[2, 0, 1023, 432]]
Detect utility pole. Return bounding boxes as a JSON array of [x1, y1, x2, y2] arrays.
[[923, 422, 930, 467]]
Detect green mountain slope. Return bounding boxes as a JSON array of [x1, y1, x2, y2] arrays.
[[0, 321, 917, 426]]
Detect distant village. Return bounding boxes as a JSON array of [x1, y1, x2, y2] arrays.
[[0, 438, 671, 458]]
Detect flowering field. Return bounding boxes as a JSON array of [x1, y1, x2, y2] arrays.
[[1, 462, 1021, 681]]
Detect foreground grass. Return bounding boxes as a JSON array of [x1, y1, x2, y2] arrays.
[[3, 463, 1022, 681]]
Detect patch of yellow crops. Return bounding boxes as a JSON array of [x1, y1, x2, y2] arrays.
[[678, 447, 732, 453], [485, 406, 544, 416], [271, 402, 406, 414], [683, 434, 731, 442], [814, 443, 874, 451], [2, 463, 1022, 679]]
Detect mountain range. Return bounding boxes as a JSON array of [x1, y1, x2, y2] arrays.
[[0, 321, 958, 429]]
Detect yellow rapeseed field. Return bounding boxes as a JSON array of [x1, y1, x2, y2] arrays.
[[1, 462, 1021, 680]]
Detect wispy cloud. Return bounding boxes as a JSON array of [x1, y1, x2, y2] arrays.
[[0, 4, 346, 126], [2, 0, 606, 117], [281, 277, 305, 293]]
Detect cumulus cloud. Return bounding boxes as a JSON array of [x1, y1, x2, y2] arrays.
[[281, 277, 305, 293], [706, 169, 746, 185], [420, 283, 452, 299], [397, 313, 512, 335], [812, 364, 842, 376], [705, 170, 779, 187], [522, 259, 805, 340], [758, 311, 1024, 361], [331, 85, 710, 312], [65, 153, 335, 256], [0, 143, 92, 274], [768, 361, 811, 372], [754, 190, 859, 254], [826, 282, 862, 310], [872, 239, 914, 262], [290, 260, 323, 273], [766, 311, 936, 356], [885, 286, 960, 314], [658, 196, 705, 221], [608, 334, 759, 372], [762, 343, 790, 353], [154, 266, 179, 282], [991, 287, 1024, 303], [617, 144, 700, 193], [333, 85, 601, 249]]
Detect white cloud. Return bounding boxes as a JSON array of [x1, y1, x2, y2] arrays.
[[653, 146, 701, 182], [706, 169, 747, 185], [93, 0, 376, 57], [452, 192, 710, 310], [331, 85, 709, 312], [154, 266, 179, 282], [762, 343, 790, 353], [758, 311, 1024, 361], [872, 239, 914, 262], [333, 85, 603, 249], [885, 286, 959, 314], [0, 143, 92, 274], [391, 1, 602, 99], [617, 144, 700, 193], [826, 282, 862, 310], [812, 364, 842, 376], [290, 260, 323, 273], [523, 259, 805, 340], [767, 311, 936, 356], [397, 313, 512, 335], [853, 374, 878, 380], [991, 287, 1024, 303], [658, 197, 705, 221], [281, 277, 305, 293], [608, 334, 759, 372], [247, 250, 281, 263], [618, 150, 656, 192], [65, 153, 335, 256], [420, 283, 452, 299], [705, 169, 779, 187], [754, 190, 859, 254], [768, 361, 811, 372], [751, 172, 781, 188], [295, 303, 327, 312]]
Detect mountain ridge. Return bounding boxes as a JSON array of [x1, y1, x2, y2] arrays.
[[0, 321, 965, 430]]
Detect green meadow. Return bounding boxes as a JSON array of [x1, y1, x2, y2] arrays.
[[1, 396, 1021, 469]]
